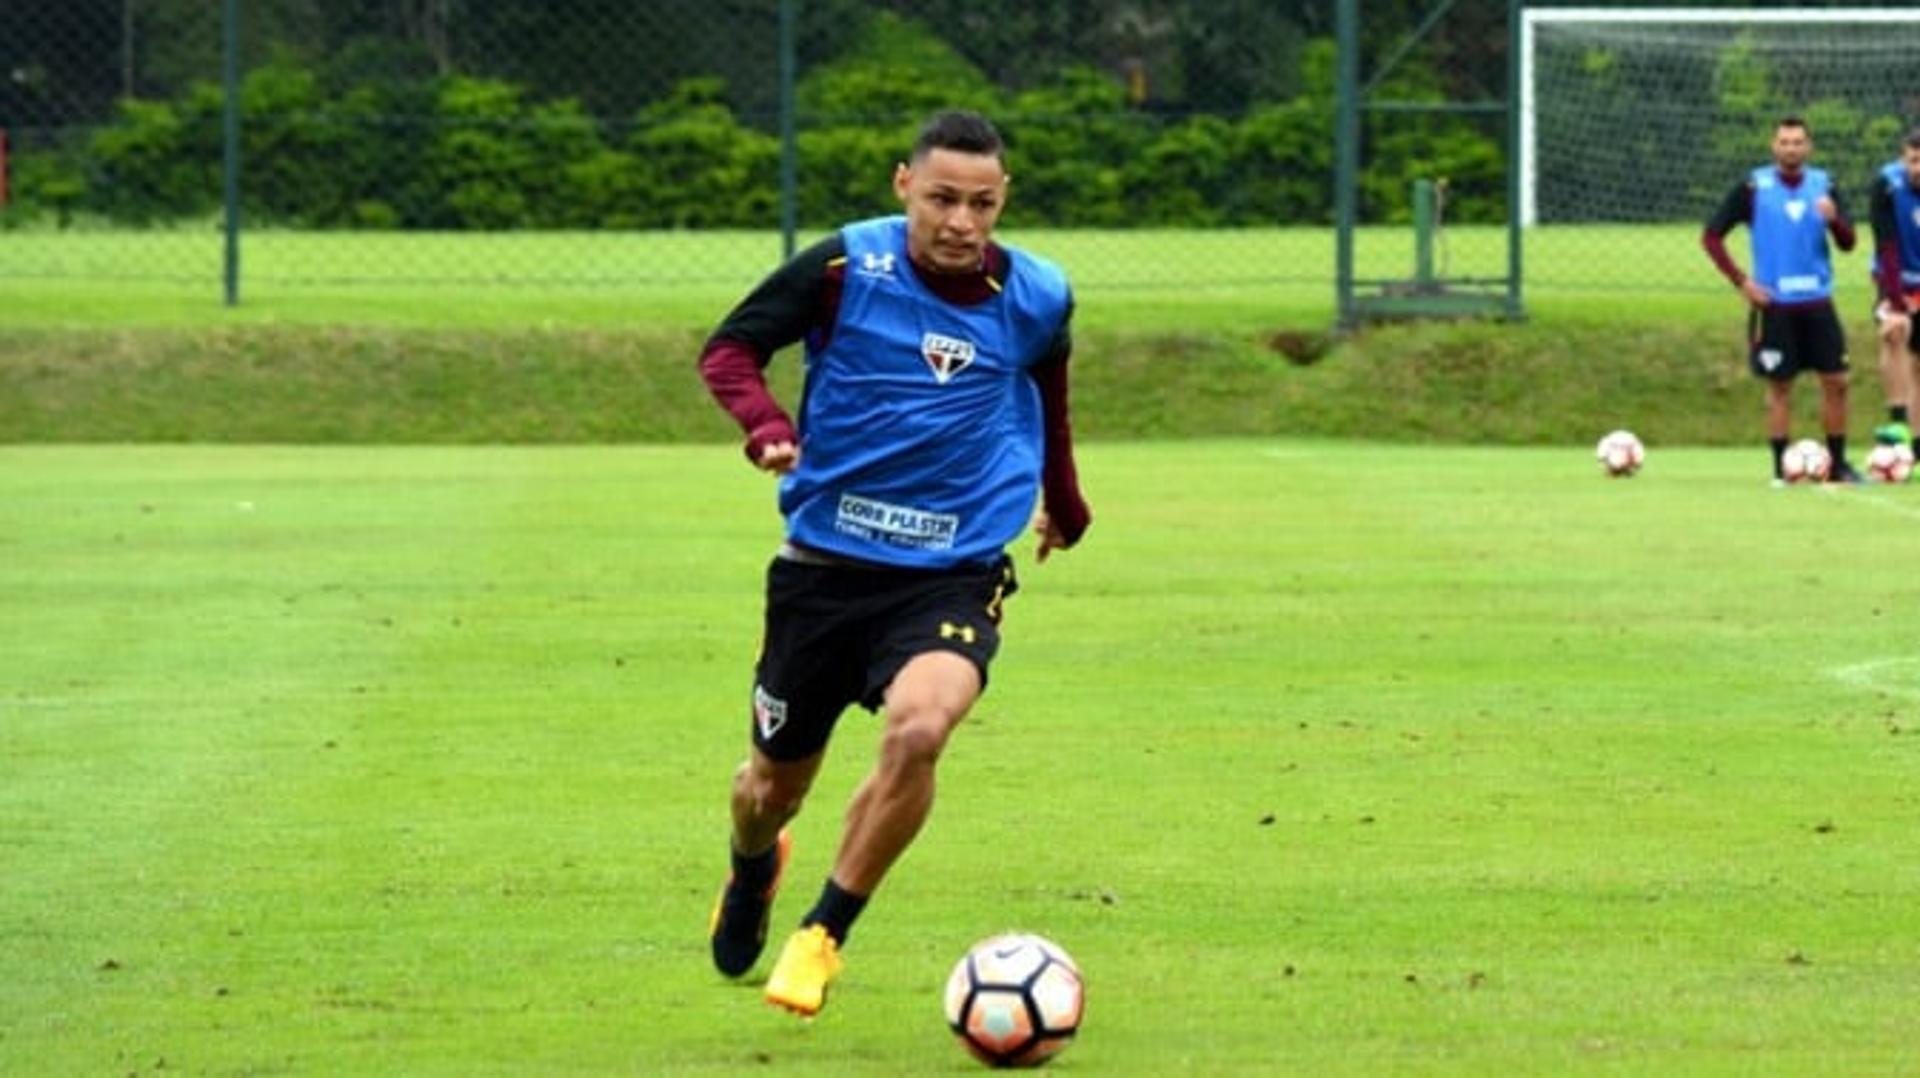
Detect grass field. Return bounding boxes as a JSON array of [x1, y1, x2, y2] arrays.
[[0, 225, 1737, 331], [5, 442, 1919, 1074]]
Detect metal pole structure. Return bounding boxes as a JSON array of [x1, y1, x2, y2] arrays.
[[778, 0, 798, 259], [1412, 178, 1434, 287], [123, 0, 135, 97], [1334, 0, 1359, 330], [221, 0, 240, 306], [1505, 0, 1524, 320]]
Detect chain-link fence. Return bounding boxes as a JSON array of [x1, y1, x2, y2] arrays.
[[2, 0, 1361, 309], [10, 1, 1915, 317]]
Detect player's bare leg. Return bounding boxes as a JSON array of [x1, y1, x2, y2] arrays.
[[834, 650, 981, 893], [1876, 310, 1914, 447], [765, 651, 979, 1015], [1910, 354, 1920, 454], [710, 750, 821, 977], [733, 749, 822, 854], [1817, 370, 1857, 480], [1878, 313, 1911, 413], [1766, 379, 1793, 440], [1766, 379, 1793, 480]]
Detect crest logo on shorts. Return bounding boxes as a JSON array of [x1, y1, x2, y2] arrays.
[[753, 684, 788, 740], [922, 332, 976, 384], [1758, 348, 1784, 372]]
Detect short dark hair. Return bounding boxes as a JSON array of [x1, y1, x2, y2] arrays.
[[1904, 126, 1920, 152], [1776, 114, 1809, 135], [911, 110, 1004, 163]]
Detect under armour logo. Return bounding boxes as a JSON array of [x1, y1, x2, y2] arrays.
[[859, 251, 896, 277], [939, 621, 977, 644]]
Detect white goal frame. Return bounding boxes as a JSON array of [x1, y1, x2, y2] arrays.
[[1519, 7, 1917, 226]]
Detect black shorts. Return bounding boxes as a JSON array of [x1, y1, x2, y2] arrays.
[[1748, 304, 1847, 381], [747, 554, 1018, 761]]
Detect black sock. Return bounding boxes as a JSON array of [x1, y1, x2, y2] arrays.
[[1770, 437, 1788, 479], [801, 879, 869, 945], [1827, 434, 1847, 468], [1894, 405, 1911, 425], [730, 841, 780, 894]]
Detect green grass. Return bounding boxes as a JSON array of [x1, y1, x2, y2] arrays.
[[0, 225, 1740, 331], [0, 314, 1889, 446], [6, 224, 1828, 449], [5, 442, 1919, 1074]]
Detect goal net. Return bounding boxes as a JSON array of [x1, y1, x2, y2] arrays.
[[1521, 9, 1920, 228]]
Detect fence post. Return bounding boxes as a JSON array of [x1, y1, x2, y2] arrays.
[[1334, 0, 1358, 330], [778, 0, 797, 260], [1505, 0, 1524, 320], [222, 0, 241, 306]]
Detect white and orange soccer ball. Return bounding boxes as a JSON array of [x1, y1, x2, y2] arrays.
[[1780, 439, 1832, 484], [1866, 442, 1915, 483], [944, 933, 1084, 1068], [1595, 429, 1645, 477]]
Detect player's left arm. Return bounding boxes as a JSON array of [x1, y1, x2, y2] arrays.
[[1029, 302, 1090, 564], [1868, 181, 1908, 310], [1821, 184, 1857, 252]]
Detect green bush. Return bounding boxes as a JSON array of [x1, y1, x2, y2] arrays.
[[626, 79, 779, 228], [86, 91, 220, 224], [25, 20, 1512, 233], [1002, 68, 1149, 227]]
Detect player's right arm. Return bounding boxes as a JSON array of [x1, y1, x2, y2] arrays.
[[1868, 179, 1909, 315], [1700, 180, 1770, 306], [698, 236, 846, 472]]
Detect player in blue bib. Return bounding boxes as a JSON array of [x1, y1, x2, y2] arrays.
[[696, 111, 1093, 1016], [1866, 129, 1920, 457], [1702, 115, 1862, 483]]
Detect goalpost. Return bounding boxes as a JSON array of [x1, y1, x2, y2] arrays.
[[1519, 8, 1920, 228]]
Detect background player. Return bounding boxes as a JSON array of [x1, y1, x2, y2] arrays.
[[1867, 126, 1920, 458], [1702, 115, 1861, 483]]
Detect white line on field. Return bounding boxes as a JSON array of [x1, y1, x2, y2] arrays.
[[1815, 484, 1920, 523], [1829, 657, 1920, 702]]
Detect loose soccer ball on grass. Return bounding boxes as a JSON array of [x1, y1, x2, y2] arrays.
[[1595, 430, 1645, 477], [1780, 439, 1832, 484], [944, 933, 1084, 1068], [1866, 442, 1915, 483]]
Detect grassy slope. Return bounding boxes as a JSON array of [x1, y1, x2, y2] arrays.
[[0, 311, 1889, 447], [5, 222, 1900, 446], [2, 442, 1917, 1074], [4, 221, 1901, 446]]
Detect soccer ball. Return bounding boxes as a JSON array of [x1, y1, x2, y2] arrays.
[[1780, 439, 1832, 484], [944, 933, 1084, 1068], [1595, 429, 1645, 477], [1867, 442, 1915, 483]]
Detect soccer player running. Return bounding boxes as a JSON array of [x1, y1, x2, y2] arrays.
[[1701, 115, 1862, 484], [1866, 127, 1920, 459], [697, 110, 1091, 1017]]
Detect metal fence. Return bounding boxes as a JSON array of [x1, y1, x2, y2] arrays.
[[4, 0, 1365, 308], [8, 1, 1917, 316]]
